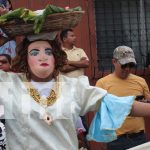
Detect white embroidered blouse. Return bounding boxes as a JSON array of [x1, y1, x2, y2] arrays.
[[0, 71, 106, 150]]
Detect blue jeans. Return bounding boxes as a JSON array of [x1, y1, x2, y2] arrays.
[[107, 132, 148, 150]]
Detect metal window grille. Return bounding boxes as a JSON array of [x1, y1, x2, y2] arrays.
[[95, 0, 150, 75]]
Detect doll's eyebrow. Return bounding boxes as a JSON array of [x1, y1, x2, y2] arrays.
[[29, 49, 40, 53], [45, 48, 53, 51]]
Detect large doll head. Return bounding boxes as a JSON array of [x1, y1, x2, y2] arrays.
[[12, 34, 67, 81]]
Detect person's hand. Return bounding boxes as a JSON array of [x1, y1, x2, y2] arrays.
[[80, 57, 89, 65], [64, 59, 69, 65], [141, 99, 150, 103], [0, 5, 9, 15], [80, 57, 87, 60]]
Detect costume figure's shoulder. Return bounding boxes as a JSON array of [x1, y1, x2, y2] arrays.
[[0, 70, 18, 81], [60, 74, 89, 85], [17, 73, 27, 81]]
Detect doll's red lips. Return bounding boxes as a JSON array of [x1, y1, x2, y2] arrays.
[[40, 63, 49, 66]]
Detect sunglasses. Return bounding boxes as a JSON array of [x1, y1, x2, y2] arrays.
[[0, 60, 8, 64], [121, 63, 136, 69]]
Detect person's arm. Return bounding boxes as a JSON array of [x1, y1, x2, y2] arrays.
[[136, 79, 150, 103], [131, 100, 150, 117], [60, 57, 89, 73], [68, 57, 89, 68], [60, 64, 78, 73]]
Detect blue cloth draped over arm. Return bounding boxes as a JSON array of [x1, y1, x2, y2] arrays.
[[87, 94, 135, 142]]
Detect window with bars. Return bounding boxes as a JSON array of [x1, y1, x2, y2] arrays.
[[95, 0, 150, 73]]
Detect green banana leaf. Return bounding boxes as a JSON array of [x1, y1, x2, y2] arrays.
[[0, 8, 24, 22], [0, 5, 82, 34]]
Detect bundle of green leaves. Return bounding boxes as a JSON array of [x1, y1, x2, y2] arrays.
[[0, 5, 82, 33]]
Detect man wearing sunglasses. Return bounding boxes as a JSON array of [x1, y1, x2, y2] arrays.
[[96, 46, 150, 150]]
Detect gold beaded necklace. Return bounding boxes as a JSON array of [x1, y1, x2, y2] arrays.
[[23, 75, 60, 125], [29, 88, 57, 106], [25, 75, 59, 107]]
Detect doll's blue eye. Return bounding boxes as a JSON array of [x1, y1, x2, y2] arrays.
[[29, 49, 39, 56], [45, 48, 53, 55]]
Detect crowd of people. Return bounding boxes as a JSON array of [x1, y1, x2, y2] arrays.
[[0, 1, 150, 150]]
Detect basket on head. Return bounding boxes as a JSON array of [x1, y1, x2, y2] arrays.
[[0, 11, 84, 37]]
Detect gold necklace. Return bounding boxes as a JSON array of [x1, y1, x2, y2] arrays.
[[24, 75, 60, 125], [27, 76, 59, 107], [29, 88, 57, 107], [25, 75, 59, 125]]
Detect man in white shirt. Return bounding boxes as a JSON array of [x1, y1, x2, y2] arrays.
[[60, 29, 89, 149], [60, 29, 89, 77]]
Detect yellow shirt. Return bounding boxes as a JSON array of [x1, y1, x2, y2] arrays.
[[96, 73, 150, 136], [62, 46, 88, 77]]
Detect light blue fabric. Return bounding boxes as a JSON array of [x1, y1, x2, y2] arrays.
[[87, 94, 135, 142]]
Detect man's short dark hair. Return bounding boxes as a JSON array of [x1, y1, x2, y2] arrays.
[[60, 29, 73, 42], [0, 54, 11, 64]]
